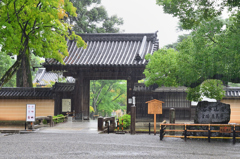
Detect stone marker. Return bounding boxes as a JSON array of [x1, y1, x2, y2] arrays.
[[194, 101, 230, 124]]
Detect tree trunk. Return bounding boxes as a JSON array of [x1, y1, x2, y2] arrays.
[[16, 48, 33, 87]]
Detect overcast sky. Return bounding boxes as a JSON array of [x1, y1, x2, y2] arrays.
[[101, 0, 184, 48]]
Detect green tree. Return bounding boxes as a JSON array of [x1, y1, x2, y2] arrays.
[[157, 0, 239, 29], [90, 80, 126, 116], [145, 1, 240, 98], [68, 0, 124, 33], [164, 34, 189, 50], [0, 0, 86, 88], [0, 53, 16, 87]]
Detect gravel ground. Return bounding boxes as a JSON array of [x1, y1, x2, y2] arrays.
[[0, 130, 240, 159], [0, 121, 240, 159]]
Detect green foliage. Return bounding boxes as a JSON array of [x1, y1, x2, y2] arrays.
[[30, 54, 42, 81], [187, 80, 225, 102], [89, 106, 95, 113], [69, 0, 123, 33], [145, 3, 240, 101], [118, 114, 131, 129], [144, 48, 179, 87], [42, 119, 47, 125], [90, 80, 126, 116], [157, 0, 239, 30], [53, 114, 65, 123], [0, 0, 86, 87], [0, 52, 16, 87]]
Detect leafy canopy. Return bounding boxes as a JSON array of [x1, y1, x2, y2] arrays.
[[69, 0, 124, 33], [90, 80, 126, 116], [0, 0, 86, 87], [144, 0, 240, 101], [157, 0, 240, 29]]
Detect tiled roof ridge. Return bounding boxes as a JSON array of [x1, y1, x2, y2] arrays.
[[75, 32, 158, 42], [0, 87, 52, 91]]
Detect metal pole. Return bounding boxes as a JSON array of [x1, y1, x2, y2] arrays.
[[169, 108, 175, 135], [25, 122, 26, 130], [108, 121, 109, 134]]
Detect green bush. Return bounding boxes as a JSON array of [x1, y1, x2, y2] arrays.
[[53, 114, 65, 123], [42, 119, 47, 124], [118, 114, 131, 129]]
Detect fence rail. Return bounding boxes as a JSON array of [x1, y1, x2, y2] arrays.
[[160, 123, 240, 144]]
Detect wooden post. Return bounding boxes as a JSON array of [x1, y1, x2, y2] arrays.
[[131, 105, 136, 134], [160, 124, 163, 140], [154, 113, 157, 135], [127, 79, 134, 114], [208, 124, 211, 143], [82, 79, 90, 120], [233, 125, 236, 145], [169, 108, 175, 135], [47, 116, 53, 127], [98, 116, 103, 131], [73, 78, 81, 120], [149, 123, 150, 135], [184, 124, 187, 141], [110, 116, 115, 132]]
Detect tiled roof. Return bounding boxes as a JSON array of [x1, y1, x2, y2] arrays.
[[52, 83, 75, 92], [0, 83, 75, 99], [154, 86, 188, 92], [44, 32, 159, 67], [133, 83, 158, 92], [225, 87, 240, 97], [133, 84, 187, 92], [0, 87, 53, 99], [33, 68, 75, 85]]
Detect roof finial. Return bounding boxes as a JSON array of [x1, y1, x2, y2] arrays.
[[134, 54, 142, 63]]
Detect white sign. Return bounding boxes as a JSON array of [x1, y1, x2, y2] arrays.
[[62, 99, 71, 112], [26, 104, 36, 122]]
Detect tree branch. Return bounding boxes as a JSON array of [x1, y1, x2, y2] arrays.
[[112, 93, 122, 102]]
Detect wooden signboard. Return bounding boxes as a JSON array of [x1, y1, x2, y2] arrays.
[[219, 127, 231, 133], [146, 99, 164, 135]]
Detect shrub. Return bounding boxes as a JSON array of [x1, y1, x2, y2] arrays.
[[42, 119, 47, 124], [118, 114, 131, 129], [53, 114, 65, 123]]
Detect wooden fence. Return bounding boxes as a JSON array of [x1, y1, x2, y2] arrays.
[[35, 115, 68, 127], [160, 123, 240, 144]]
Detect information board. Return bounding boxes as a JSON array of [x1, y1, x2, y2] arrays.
[[62, 99, 71, 112], [148, 102, 162, 114], [219, 127, 231, 133], [26, 104, 36, 122]]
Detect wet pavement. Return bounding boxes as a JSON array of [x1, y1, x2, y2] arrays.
[[0, 120, 240, 158]]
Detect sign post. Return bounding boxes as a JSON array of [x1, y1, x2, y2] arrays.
[[146, 99, 164, 135], [26, 104, 36, 129]]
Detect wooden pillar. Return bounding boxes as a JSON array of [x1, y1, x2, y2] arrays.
[[131, 105, 136, 134], [82, 79, 90, 120], [127, 78, 135, 114], [54, 93, 61, 116], [73, 78, 82, 121], [74, 76, 90, 121]]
